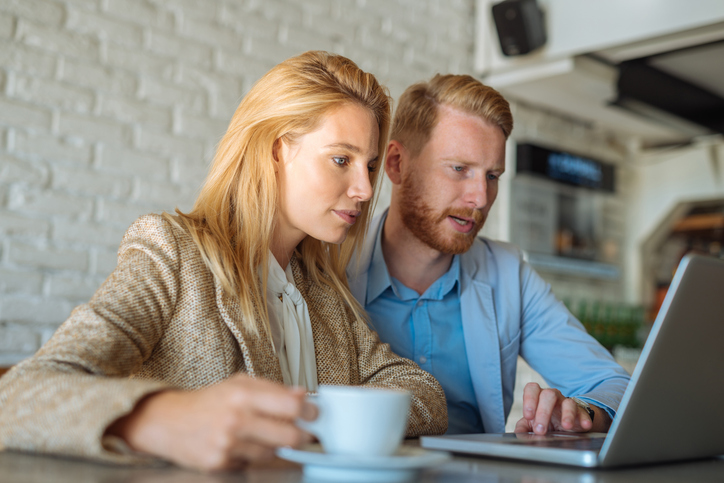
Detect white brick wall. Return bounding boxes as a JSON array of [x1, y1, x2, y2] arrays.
[[0, 0, 475, 363]]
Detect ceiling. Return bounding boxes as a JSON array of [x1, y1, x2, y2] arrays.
[[486, 20, 724, 149], [647, 41, 724, 99]]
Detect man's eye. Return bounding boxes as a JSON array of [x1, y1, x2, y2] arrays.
[[453, 166, 464, 172], [488, 173, 502, 181], [333, 156, 348, 166]]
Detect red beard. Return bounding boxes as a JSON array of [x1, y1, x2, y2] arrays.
[[398, 172, 485, 254]]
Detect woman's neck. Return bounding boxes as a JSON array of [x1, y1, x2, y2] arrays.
[[270, 227, 305, 270]]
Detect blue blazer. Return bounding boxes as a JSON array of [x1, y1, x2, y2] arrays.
[[349, 211, 631, 433]]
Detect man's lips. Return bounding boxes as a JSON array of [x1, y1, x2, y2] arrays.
[[334, 210, 361, 225], [447, 215, 475, 234]]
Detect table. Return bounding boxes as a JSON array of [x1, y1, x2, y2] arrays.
[[2, 449, 723, 483]]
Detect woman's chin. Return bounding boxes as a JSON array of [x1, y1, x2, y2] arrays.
[[309, 229, 350, 245]]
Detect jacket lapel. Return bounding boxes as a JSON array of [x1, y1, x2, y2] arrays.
[[460, 242, 506, 433], [292, 256, 357, 386], [213, 277, 284, 384]]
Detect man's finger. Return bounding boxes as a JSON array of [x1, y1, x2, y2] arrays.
[[514, 417, 533, 433], [560, 397, 579, 430], [533, 389, 561, 434], [522, 383, 542, 421], [574, 402, 593, 431]]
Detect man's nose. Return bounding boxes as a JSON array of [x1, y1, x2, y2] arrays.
[[466, 177, 487, 209]]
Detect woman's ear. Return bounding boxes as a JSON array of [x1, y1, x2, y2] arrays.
[[272, 138, 282, 172], [385, 140, 406, 185]]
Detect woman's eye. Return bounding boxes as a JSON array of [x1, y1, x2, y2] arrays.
[[333, 156, 348, 166], [368, 163, 377, 173]]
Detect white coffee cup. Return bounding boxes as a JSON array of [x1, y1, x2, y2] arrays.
[[298, 385, 412, 457]]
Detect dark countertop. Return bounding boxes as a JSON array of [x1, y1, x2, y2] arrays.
[[1, 448, 723, 483]]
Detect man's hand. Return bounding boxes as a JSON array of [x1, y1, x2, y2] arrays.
[[106, 374, 317, 471], [513, 383, 611, 435]]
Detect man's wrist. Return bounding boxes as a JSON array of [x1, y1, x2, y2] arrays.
[[589, 404, 613, 432], [570, 398, 613, 432]]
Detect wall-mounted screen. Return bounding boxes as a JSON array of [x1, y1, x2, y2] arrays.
[[516, 143, 615, 192]]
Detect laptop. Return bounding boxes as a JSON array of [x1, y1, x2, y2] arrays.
[[421, 254, 724, 467]]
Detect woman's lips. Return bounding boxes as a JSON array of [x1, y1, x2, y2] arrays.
[[447, 215, 475, 234], [334, 210, 361, 225]]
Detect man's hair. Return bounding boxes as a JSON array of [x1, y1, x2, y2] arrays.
[[168, 51, 391, 335], [390, 74, 513, 156]]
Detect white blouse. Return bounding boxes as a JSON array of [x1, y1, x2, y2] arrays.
[[263, 253, 318, 392]]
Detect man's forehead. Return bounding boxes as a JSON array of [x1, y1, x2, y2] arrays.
[[434, 103, 501, 134], [422, 107, 506, 165]]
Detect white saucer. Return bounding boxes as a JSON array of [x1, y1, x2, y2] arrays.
[[276, 444, 451, 482]]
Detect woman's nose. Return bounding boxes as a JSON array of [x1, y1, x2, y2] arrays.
[[349, 167, 373, 202]]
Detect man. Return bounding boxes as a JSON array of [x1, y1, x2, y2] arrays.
[[348, 74, 630, 435]]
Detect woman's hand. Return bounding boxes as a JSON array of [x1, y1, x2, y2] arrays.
[[106, 374, 317, 471]]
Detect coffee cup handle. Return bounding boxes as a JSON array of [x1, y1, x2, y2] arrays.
[[296, 398, 324, 438]]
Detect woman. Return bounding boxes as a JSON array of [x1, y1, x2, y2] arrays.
[[0, 51, 447, 470]]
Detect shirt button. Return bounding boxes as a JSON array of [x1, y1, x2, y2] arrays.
[[419, 356, 427, 364]]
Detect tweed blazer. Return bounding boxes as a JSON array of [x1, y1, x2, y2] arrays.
[[0, 214, 447, 465]]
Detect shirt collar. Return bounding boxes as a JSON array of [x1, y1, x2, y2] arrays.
[[366, 213, 461, 304], [426, 253, 461, 301], [366, 213, 394, 305]]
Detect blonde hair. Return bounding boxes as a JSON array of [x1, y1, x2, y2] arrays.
[[166, 51, 391, 334], [391, 74, 513, 156]]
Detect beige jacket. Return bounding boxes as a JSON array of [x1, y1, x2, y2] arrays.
[[0, 215, 447, 464]]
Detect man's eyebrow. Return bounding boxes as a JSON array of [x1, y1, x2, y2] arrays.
[[442, 158, 505, 169], [441, 158, 479, 166]]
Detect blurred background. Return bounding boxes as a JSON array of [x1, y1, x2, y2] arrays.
[[0, 0, 722, 428]]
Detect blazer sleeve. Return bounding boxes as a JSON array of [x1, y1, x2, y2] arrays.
[[517, 258, 631, 418], [348, 311, 449, 436], [0, 215, 183, 465]]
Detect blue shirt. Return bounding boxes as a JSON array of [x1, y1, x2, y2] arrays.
[[364, 224, 484, 434]]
